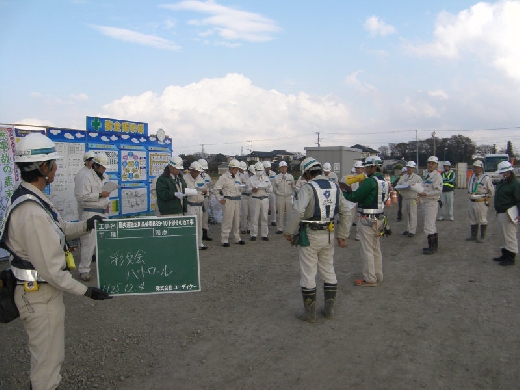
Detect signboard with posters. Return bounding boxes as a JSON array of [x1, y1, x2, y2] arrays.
[[0, 126, 17, 258]]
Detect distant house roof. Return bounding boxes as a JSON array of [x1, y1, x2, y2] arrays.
[[271, 150, 294, 155], [350, 144, 379, 154], [247, 151, 277, 158]]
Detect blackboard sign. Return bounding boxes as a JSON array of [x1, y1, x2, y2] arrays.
[[95, 216, 200, 296]]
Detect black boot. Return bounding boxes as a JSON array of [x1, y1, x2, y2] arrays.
[[493, 248, 506, 262], [477, 225, 487, 243], [202, 228, 213, 241], [423, 234, 436, 255], [299, 287, 317, 323], [499, 249, 516, 266], [434, 233, 438, 252], [323, 283, 337, 319], [466, 225, 478, 241]]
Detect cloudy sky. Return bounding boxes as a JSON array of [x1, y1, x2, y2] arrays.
[[1, 0, 519, 156]]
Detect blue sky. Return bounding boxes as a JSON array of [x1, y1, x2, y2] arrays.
[[1, 0, 519, 156]]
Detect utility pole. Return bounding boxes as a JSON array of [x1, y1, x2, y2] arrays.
[[432, 131, 437, 157], [315, 132, 321, 147]]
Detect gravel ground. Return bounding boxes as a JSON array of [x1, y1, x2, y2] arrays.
[[1, 188, 519, 389]]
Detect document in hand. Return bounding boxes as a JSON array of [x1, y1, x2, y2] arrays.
[[507, 205, 518, 224], [102, 181, 119, 193]]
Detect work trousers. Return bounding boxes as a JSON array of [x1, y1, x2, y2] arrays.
[[276, 195, 292, 232], [79, 210, 102, 274], [497, 212, 518, 254], [422, 200, 438, 235], [299, 229, 337, 289], [269, 193, 277, 223], [468, 201, 489, 225], [221, 199, 241, 244], [439, 191, 454, 219], [402, 198, 418, 234], [240, 195, 251, 232], [15, 284, 65, 390], [186, 204, 204, 247], [357, 215, 383, 283], [250, 197, 269, 238], [202, 196, 209, 230]]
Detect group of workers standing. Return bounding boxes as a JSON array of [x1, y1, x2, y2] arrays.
[[2, 133, 519, 388]]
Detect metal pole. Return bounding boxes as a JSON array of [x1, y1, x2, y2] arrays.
[[416, 130, 419, 166]]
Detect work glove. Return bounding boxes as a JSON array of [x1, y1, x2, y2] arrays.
[[174, 192, 184, 199], [86, 215, 105, 231], [84, 287, 112, 300], [291, 234, 300, 247], [338, 182, 352, 193]]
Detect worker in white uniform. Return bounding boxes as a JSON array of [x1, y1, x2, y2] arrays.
[[323, 162, 339, 183], [274, 161, 295, 234], [466, 159, 494, 243], [74, 150, 96, 220], [249, 162, 273, 241], [198, 158, 213, 241], [238, 161, 250, 234], [240, 162, 253, 234], [396, 161, 423, 237], [284, 157, 351, 322], [418, 156, 443, 255], [183, 161, 208, 250], [213, 159, 245, 247], [263, 161, 277, 226], [1, 133, 111, 390], [78, 152, 111, 281]]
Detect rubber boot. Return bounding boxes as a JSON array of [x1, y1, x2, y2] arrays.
[[202, 228, 213, 241], [422, 234, 433, 252], [299, 287, 317, 323], [323, 283, 337, 319], [423, 234, 436, 255], [466, 225, 478, 241], [499, 249, 516, 266], [477, 225, 487, 243], [434, 233, 438, 252], [493, 248, 506, 262]]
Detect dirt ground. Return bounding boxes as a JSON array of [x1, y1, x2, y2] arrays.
[[1, 188, 519, 390]]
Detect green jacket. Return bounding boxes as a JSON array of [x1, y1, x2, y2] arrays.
[[156, 174, 187, 215], [494, 176, 520, 214], [343, 172, 382, 208]]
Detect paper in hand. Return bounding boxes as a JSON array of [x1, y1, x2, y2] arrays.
[[102, 181, 119, 193]]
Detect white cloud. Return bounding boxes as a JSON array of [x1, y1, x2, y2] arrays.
[[70, 93, 89, 101], [64, 133, 74, 140], [101, 73, 354, 154], [406, 1, 520, 81], [90, 25, 181, 51], [428, 89, 449, 100], [161, 1, 281, 44], [345, 70, 377, 94], [364, 16, 396, 36]]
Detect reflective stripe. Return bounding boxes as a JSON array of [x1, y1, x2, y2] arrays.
[[11, 265, 46, 282], [358, 208, 384, 214]]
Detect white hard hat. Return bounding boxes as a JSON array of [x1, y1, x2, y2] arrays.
[[248, 164, 256, 173], [15, 133, 62, 164], [473, 160, 484, 168], [228, 159, 240, 168], [198, 159, 208, 170], [402, 167, 407, 173], [497, 161, 513, 173], [279, 161, 288, 167], [364, 156, 382, 166], [323, 162, 332, 172], [443, 161, 451, 166], [351, 167, 356, 173], [83, 150, 96, 161], [93, 152, 109, 168], [239, 161, 247, 170], [406, 161, 417, 168], [353, 160, 364, 168], [169, 156, 183, 168], [300, 157, 321, 174], [263, 161, 271, 168], [427, 156, 439, 163], [254, 162, 264, 171], [189, 161, 204, 172]]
